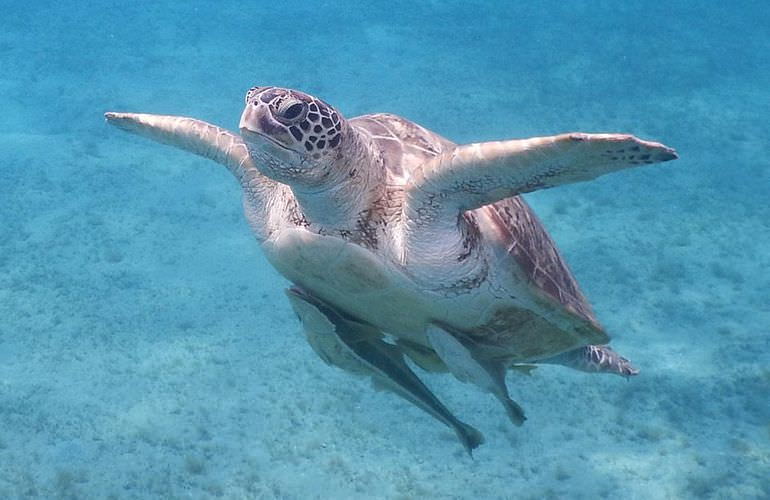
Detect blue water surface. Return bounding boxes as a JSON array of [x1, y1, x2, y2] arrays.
[[1, 1, 768, 498]]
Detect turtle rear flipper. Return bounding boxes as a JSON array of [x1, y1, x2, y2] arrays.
[[285, 288, 484, 455], [538, 345, 639, 377]]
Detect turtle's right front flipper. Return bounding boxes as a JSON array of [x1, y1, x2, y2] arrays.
[[285, 288, 484, 456], [105, 112, 262, 183], [105, 111, 284, 242]]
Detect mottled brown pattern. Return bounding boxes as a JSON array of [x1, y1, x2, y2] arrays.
[[286, 196, 310, 228], [350, 207, 380, 249], [481, 197, 599, 326], [465, 306, 583, 360], [432, 262, 489, 296], [457, 212, 481, 262]]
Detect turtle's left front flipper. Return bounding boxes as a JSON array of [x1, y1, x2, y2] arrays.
[[407, 133, 677, 213], [105, 112, 279, 241], [285, 288, 485, 456]]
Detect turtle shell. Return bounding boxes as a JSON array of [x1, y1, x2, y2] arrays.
[[481, 196, 599, 328], [355, 113, 602, 326], [349, 112, 609, 360]]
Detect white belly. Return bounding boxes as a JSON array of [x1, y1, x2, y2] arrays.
[[261, 227, 494, 344]]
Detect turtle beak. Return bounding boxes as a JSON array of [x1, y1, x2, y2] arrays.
[[239, 104, 302, 167], [239, 103, 294, 145], [239, 104, 265, 135]]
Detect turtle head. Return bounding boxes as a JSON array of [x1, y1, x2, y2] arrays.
[[239, 86, 347, 189]]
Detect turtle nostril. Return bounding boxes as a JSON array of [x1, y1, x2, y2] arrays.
[[244, 86, 264, 104]]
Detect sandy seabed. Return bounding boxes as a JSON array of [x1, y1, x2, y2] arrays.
[[0, 2, 768, 499]]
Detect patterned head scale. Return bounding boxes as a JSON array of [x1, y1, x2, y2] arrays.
[[241, 87, 343, 156]]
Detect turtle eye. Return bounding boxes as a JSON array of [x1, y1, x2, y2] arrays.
[[274, 100, 307, 124]]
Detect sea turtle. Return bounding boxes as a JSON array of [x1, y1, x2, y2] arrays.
[[105, 86, 677, 454]]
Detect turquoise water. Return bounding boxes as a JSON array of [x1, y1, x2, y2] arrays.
[[1, 1, 768, 498]]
